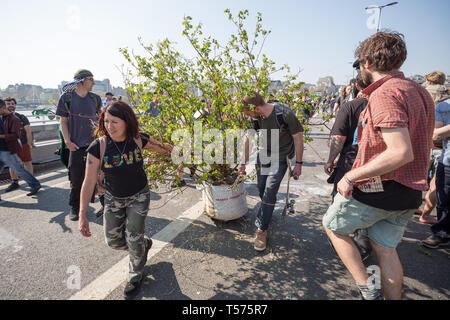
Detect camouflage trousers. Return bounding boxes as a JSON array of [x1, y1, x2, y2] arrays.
[[104, 185, 150, 283]]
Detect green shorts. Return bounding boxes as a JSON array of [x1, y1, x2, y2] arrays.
[[322, 193, 415, 249]]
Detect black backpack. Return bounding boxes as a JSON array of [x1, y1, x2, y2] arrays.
[[252, 105, 289, 132], [55, 92, 102, 168]]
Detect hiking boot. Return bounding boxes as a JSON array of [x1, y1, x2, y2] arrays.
[[5, 181, 19, 193], [254, 229, 267, 251], [421, 235, 450, 249], [26, 185, 41, 196], [69, 207, 79, 221], [171, 179, 186, 188]]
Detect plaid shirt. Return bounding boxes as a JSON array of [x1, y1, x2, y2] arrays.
[[353, 72, 434, 191]]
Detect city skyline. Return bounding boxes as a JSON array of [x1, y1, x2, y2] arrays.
[[1, 0, 449, 89]]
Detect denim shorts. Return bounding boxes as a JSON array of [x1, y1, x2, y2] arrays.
[[322, 193, 415, 249]]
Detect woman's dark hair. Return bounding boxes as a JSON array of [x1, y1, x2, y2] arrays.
[[95, 101, 139, 141]]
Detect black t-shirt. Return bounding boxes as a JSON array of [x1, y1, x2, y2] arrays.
[[353, 180, 422, 211], [15, 113, 30, 144], [87, 134, 149, 198], [331, 98, 368, 172]]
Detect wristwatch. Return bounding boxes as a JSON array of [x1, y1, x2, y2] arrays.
[[296, 161, 303, 165]]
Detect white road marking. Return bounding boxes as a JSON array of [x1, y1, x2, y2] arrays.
[[0, 226, 23, 252], [69, 200, 205, 300]]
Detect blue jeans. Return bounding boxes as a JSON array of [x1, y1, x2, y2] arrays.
[[255, 157, 288, 231], [0, 151, 40, 190]]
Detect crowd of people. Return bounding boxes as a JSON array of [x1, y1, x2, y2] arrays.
[[1, 30, 449, 300]]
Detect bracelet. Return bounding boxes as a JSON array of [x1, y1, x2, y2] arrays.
[[296, 161, 303, 165], [344, 175, 355, 185]]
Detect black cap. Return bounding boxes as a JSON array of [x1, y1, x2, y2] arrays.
[[106, 92, 113, 96]]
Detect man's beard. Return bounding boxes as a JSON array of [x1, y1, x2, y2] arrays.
[[361, 69, 374, 88]]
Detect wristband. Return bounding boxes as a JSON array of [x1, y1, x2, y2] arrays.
[[296, 161, 303, 165]]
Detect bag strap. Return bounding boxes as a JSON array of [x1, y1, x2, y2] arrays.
[[274, 105, 288, 131], [88, 92, 102, 115], [99, 136, 107, 170], [62, 92, 72, 115]]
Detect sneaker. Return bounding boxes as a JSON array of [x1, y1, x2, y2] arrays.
[[421, 235, 450, 249], [171, 179, 186, 188], [358, 285, 383, 300], [69, 207, 79, 221], [254, 229, 267, 251], [5, 181, 19, 193], [123, 279, 143, 300], [26, 185, 41, 196]]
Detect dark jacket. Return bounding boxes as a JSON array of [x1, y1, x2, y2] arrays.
[[2, 113, 22, 154]]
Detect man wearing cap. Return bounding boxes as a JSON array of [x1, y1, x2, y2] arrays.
[[56, 69, 103, 221]]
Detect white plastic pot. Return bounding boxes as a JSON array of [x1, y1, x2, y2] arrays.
[[202, 181, 248, 221]]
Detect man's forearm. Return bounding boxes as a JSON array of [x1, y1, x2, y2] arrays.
[[434, 124, 450, 139], [293, 132, 304, 162], [60, 117, 71, 144], [346, 148, 412, 183], [327, 135, 346, 163]]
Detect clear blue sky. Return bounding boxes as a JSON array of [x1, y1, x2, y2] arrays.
[[1, 0, 449, 89]]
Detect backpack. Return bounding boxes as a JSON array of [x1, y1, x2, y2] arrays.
[[56, 92, 102, 168], [96, 135, 144, 196]]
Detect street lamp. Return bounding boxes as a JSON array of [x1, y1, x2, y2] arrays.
[[365, 2, 398, 32]]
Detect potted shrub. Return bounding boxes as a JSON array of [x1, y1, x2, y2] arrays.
[[120, 9, 330, 220]]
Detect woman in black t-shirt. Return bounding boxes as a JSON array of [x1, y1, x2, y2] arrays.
[[78, 101, 172, 299]]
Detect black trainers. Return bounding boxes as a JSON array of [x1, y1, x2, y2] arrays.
[[5, 181, 19, 193], [421, 235, 450, 249], [69, 207, 79, 221], [171, 179, 186, 188], [26, 185, 41, 196], [123, 278, 143, 300]]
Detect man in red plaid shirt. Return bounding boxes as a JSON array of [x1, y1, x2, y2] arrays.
[[322, 31, 434, 300]]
